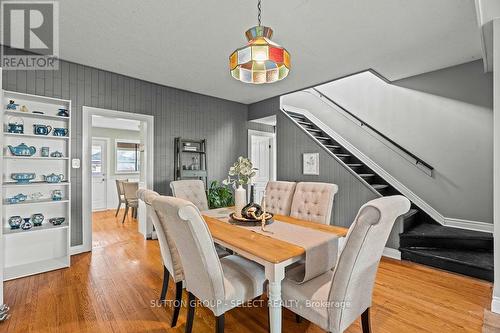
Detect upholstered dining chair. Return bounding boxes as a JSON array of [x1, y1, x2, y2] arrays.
[[264, 181, 297, 215], [170, 179, 231, 257], [137, 189, 184, 327], [282, 195, 411, 333], [169, 179, 209, 211], [152, 196, 266, 333], [290, 182, 339, 225], [121, 181, 139, 223], [115, 179, 126, 217]]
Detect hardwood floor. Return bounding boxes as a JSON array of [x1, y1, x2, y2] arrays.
[[0, 210, 493, 333]]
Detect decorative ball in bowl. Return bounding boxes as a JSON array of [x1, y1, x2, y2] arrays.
[[11, 173, 36, 184], [49, 217, 65, 226]]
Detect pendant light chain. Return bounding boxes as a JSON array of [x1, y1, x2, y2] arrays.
[[257, 0, 262, 26]]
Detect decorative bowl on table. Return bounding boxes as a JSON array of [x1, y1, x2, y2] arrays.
[[8, 216, 22, 229], [11, 173, 36, 184], [229, 212, 274, 226], [49, 217, 65, 226]]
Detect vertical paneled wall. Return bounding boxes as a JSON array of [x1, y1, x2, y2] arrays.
[[2, 59, 248, 246], [276, 112, 379, 227]]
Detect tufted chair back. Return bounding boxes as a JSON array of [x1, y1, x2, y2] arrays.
[[290, 182, 338, 224], [264, 181, 297, 215], [137, 188, 184, 282], [152, 196, 226, 308], [327, 196, 410, 332], [170, 180, 209, 211]]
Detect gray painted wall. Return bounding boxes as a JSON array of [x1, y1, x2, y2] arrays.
[[247, 121, 275, 133], [283, 62, 493, 223], [248, 97, 280, 120], [277, 113, 379, 226], [3, 58, 248, 246], [393, 60, 493, 109]]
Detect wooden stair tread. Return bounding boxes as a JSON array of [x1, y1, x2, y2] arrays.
[[372, 184, 389, 190]]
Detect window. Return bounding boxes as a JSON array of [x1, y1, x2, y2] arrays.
[[91, 145, 102, 174], [116, 141, 140, 173]]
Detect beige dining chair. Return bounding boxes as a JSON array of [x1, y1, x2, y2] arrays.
[[170, 179, 231, 257], [152, 196, 266, 333], [282, 195, 410, 333], [264, 181, 297, 215], [137, 189, 184, 327], [115, 179, 126, 217], [290, 182, 339, 225], [169, 179, 209, 211], [122, 182, 139, 223]]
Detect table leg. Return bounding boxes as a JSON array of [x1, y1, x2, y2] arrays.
[[265, 263, 285, 333]]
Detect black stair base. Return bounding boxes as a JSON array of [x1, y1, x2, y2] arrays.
[[400, 248, 493, 282], [400, 223, 493, 251]]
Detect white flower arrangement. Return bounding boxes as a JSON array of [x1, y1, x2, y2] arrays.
[[222, 156, 257, 188]]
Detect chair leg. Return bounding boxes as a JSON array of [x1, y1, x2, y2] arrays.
[[115, 202, 121, 216], [171, 281, 183, 327], [361, 308, 371, 333], [160, 266, 169, 302], [122, 206, 129, 224], [215, 314, 224, 333], [185, 292, 195, 333], [295, 314, 303, 323]]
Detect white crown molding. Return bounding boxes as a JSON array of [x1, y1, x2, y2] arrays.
[[281, 104, 493, 234]]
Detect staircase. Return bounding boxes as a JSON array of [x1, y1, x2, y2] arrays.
[[285, 110, 493, 281]]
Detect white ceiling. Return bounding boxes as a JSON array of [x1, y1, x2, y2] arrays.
[[58, 0, 482, 104], [92, 115, 141, 131]]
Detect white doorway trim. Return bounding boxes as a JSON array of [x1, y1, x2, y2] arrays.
[[79, 106, 154, 255], [247, 129, 277, 181]]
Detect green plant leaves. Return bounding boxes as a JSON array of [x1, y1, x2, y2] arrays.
[[207, 180, 235, 209]]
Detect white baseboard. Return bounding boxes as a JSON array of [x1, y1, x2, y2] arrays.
[[492, 296, 500, 314], [70, 244, 90, 256], [383, 247, 401, 260], [444, 217, 493, 233]]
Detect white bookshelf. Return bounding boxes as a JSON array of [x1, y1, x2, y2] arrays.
[[1, 90, 71, 280]]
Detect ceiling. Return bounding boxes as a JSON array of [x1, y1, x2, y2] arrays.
[[58, 0, 482, 104]]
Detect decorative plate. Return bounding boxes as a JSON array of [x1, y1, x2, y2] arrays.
[[229, 212, 274, 226]]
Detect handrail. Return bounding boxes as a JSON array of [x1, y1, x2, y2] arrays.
[[310, 87, 434, 174]]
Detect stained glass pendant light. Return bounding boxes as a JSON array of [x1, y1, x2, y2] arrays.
[[229, 0, 290, 84]]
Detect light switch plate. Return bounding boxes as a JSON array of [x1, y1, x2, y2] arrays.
[[71, 158, 81, 168]]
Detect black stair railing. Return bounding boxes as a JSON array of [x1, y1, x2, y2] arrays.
[[311, 87, 434, 176]]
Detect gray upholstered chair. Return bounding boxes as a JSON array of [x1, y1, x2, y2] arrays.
[[290, 182, 339, 224], [122, 181, 139, 223], [152, 196, 266, 333], [170, 179, 208, 211], [282, 195, 411, 333], [264, 181, 297, 215], [170, 179, 230, 257], [114, 179, 126, 216], [137, 189, 185, 327]]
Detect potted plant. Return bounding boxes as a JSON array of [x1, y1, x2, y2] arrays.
[[207, 181, 234, 209], [223, 156, 257, 217]]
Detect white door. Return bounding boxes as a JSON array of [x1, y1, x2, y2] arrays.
[[92, 139, 107, 211], [249, 133, 274, 204]]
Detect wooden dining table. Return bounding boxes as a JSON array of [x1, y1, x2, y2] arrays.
[[202, 209, 348, 333]]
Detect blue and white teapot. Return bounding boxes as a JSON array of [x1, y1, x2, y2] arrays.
[[43, 173, 64, 183], [8, 143, 36, 156]]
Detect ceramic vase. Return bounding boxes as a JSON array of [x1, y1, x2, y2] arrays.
[[234, 185, 247, 218]]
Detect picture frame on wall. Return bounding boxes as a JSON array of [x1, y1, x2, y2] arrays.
[[303, 152, 319, 175]]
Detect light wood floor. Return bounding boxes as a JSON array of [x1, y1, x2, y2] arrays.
[[0, 210, 493, 333]]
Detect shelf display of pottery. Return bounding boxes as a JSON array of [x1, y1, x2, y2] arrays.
[[2, 90, 72, 280]]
